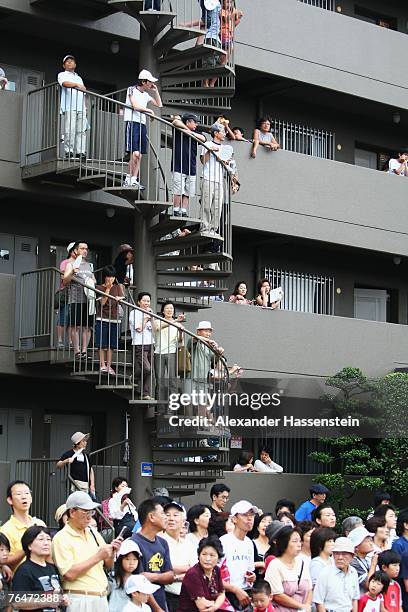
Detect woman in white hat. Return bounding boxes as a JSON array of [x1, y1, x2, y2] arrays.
[[56, 431, 95, 497]]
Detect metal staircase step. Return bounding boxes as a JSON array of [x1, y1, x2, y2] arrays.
[[156, 252, 232, 265], [159, 44, 226, 72], [154, 231, 223, 252], [108, 0, 144, 18], [157, 270, 230, 280], [162, 100, 232, 115], [150, 215, 201, 235], [31, 0, 113, 18], [138, 10, 176, 35], [160, 64, 234, 81], [161, 85, 235, 97], [153, 474, 217, 482], [102, 189, 171, 216], [157, 284, 227, 296], [154, 26, 203, 54], [156, 297, 213, 310], [154, 461, 228, 469]]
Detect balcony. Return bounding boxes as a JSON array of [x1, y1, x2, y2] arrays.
[[231, 145, 408, 256], [235, 0, 408, 109], [187, 302, 408, 379]]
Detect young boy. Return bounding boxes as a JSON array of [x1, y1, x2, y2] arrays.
[[124, 574, 160, 612], [171, 113, 206, 216], [123, 69, 162, 190], [358, 571, 389, 612], [378, 550, 403, 612], [251, 580, 276, 612], [0, 533, 11, 612]]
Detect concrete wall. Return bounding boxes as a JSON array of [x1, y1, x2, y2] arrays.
[[187, 302, 408, 378], [235, 0, 408, 109], [232, 145, 408, 256]]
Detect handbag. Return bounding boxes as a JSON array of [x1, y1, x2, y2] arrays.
[[177, 345, 191, 374]]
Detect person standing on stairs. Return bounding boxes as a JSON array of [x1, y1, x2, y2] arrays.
[[57, 431, 96, 498], [129, 291, 155, 400], [58, 54, 87, 159], [123, 69, 162, 190], [171, 113, 206, 217], [199, 122, 226, 236]]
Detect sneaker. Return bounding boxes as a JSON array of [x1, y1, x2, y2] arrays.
[[108, 367, 116, 375], [123, 175, 132, 187], [142, 394, 154, 400], [173, 209, 182, 217], [57, 341, 65, 349], [131, 179, 145, 191], [100, 366, 108, 373]]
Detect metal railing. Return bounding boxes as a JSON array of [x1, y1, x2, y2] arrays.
[[270, 119, 335, 160], [264, 267, 335, 315], [18, 267, 231, 405], [298, 0, 335, 10]]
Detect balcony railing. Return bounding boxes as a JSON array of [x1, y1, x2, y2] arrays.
[[264, 267, 335, 315], [270, 119, 335, 160], [298, 0, 335, 10]]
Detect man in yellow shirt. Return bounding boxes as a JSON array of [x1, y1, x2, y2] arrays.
[[0, 480, 46, 569], [52, 491, 122, 612]]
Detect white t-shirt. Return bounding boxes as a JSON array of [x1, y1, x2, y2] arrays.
[[124, 86, 153, 124], [219, 532, 254, 589], [200, 141, 223, 184], [161, 532, 197, 595], [389, 158, 406, 176], [58, 71, 85, 113], [123, 601, 150, 612], [129, 309, 154, 346], [253, 459, 283, 473], [154, 323, 179, 355]]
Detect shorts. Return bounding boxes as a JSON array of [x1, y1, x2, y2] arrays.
[[173, 172, 196, 196], [125, 121, 147, 154], [95, 320, 119, 349], [58, 302, 67, 326], [69, 303, 91, 328]]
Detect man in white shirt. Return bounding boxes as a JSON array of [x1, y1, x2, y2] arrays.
[[313, 537, 360, 612], [253, 448, 283, 473], [57, 55, 87, 159], [220, 500, 257, 611], [161, 501, 197, 611], [388, 152, 408, 176], [123, 69, 162, 190], [129, 291, 155, 400], [199, 122, 226, 235]]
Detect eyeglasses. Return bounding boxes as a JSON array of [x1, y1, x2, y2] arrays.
[[74, 508, 96, 516]]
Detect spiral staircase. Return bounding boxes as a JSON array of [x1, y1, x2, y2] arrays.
[[18, 0, 239, 501]]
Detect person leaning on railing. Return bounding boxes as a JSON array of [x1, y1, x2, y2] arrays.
[[57, 54, 87, 159], [228, 281, 253, 304], [255, 278, 281, 310], [153, 301, 185, 400], [251, 117, 280, 159], [95, 265, 124, 375], [129, 291, 155, 400]]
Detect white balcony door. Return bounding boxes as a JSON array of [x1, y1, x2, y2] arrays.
[[354, 288, 387, 322]]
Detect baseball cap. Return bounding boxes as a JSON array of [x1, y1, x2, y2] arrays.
[[182, 113, 199, 123], [117, 243, 133, 254], [210, 122, 225, 135], [164, 501, 185, 513], [125, 575, 160, 595], [347, 526, 374, 548], [230, 500, 259, 516], [138, 69, 158, 82], [310, 484, 330, 494], [63, 55, 76, 63], [332, 537, 356, 555], [67, 241, 76, 254], [204, 0, 219, 9], [118, 539, 142, 558], [197, 320, 212, 330], [71, 431, 89, 445], [54, 504, 68, 523], [265, 520, 287, 542], [66, 491, 100, 511]]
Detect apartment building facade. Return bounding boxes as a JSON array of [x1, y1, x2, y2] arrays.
[[0, 0, 407, 516]]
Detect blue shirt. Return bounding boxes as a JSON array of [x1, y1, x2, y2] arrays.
[[392, 535, 408, 557], [295, 500, 316, 521], [131, 532, 173, 611], [172, 130, 198, 176], [399, 550, 408, 610]]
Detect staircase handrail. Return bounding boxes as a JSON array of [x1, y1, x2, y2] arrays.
[[88, 439, 128, 458], [19, 266, 230, 379]]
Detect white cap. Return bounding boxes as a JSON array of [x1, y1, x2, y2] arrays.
[[138, 69, 158, 82], [204, 0, 220, 9], [67, 241, 76, 253], [332, 536, 356, 554], [71, 431, 89, 445], [118, 538, 142, 558], [347, 526, 374, 548], [66, 491, 100, 510], [197, 320, 212, 330], [125, 575, 160, 595], [230, 500, 259, 516]]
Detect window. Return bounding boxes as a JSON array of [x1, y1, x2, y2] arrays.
[[355, 145, 394, 171], [354, 288, 388, 322]]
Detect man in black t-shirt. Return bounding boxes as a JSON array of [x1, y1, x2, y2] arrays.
[[56, 431, 95, 497], [131, 499, 174, 611], [171, 114, 206, 217]]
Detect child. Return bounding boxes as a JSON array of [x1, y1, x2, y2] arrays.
[[378, 550, 403, 612], [0, 533, 11, 612], [358, 571, 389, 612], [251, 117, 280, 159], [109, 539, 142, 612], [252, 580, 276, 612], [124, 574, 160, 612]]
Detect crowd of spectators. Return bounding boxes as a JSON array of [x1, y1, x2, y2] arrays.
[[228, 279, 282, 310], [1, 478, 408, 612]]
